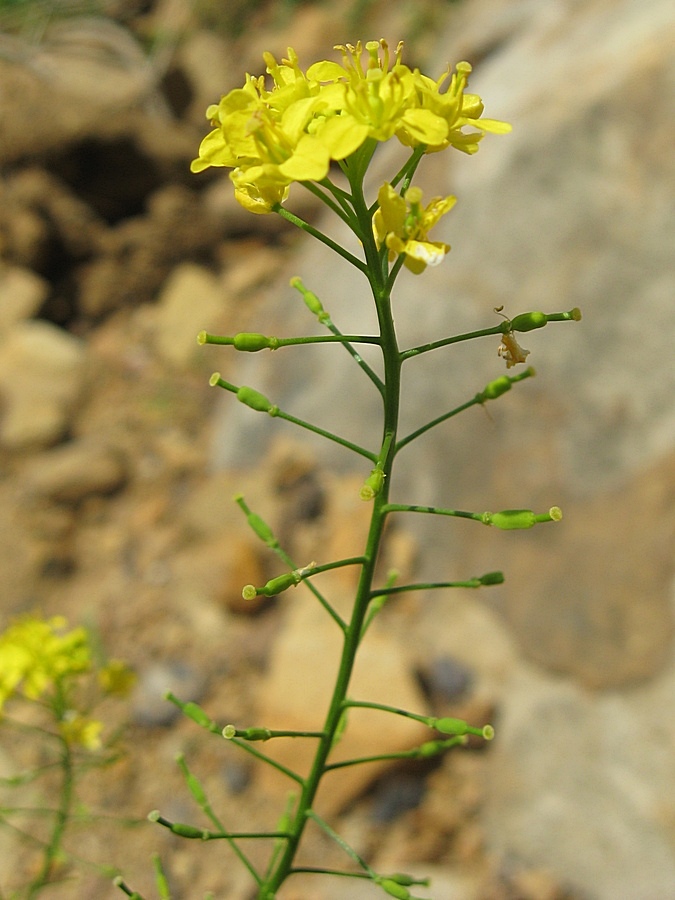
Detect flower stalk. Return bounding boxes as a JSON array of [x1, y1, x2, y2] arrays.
[[118, 39, 581, 900]]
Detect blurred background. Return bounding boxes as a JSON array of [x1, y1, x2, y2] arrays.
[[1, 0, 673, 897]]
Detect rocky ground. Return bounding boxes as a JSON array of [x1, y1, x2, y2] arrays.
[[0, 2, 581, 898]]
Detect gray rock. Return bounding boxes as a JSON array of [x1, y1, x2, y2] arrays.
[[0, 319, 86, 448], [131, 661, 207, 728], [22, 439, 127, 504], [0, 264, 49, 332]]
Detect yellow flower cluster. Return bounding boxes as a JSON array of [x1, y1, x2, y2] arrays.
[[0, 615, 134, 750], [0, 615, 91, 711], [191, 39, 511, 214]]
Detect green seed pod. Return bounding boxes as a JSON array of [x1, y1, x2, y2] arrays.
[[480, 376, 512, 401], [170, 822, 207, 839], [241, 584, 258, 601], [222, 724, 237, 739], [510, 311, 547, 332], [261, 571, 299, 596], [418, 739, 446, 758], [241, 727, 272, 741], [181, 701, 214, 729], [377, 879, 411, 899], [489, 509, 536, 530], [247, 513, 276, 546], [233, 332, 273, 352], [186, 773, 208, 806], [433, 716, 469, 736], [291, 275, 328, 320], [237, 385, 273, 413], [479, 570, 505, 585], [385, 874, 423, 888]]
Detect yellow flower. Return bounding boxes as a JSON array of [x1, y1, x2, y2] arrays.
[[373, 183, 457, 274], [190, 41, 511, 212], [60, 711, 103, 751], [405, 61, 512, 155], [309, 41, 446, 149], [98, 659, 136, 698], [0, 616, 91, 712]]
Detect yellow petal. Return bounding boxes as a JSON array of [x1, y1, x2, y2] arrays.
[[318, 115, 369, 160]]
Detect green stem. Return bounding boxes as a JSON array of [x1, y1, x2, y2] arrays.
[[323, 320, 385, 395], [28, 735, 73, 898], [383, 502, 484, 522], [400, 323, 506, 361], [258, 169, 401, 899], [202, 333, 383, 349], [367, 576, 500, 596], [274, 205, 368, 273], [210, 375, 377, 462]]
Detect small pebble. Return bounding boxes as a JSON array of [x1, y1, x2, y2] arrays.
[[131, 661, 206, 727]]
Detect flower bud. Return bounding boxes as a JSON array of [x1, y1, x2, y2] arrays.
[[222, 724, 237, 739], [360, 467, 386, 501], [241, 584, 258, 601], [509, 311, 547, 332]]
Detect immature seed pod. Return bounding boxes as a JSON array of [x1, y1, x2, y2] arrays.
[[489, 509, 536, 529], [377, 879, 411, 899], [509, 311, 547, 332], [247, 513, 276, 546], [418, 739, 447, 757], [478, 570, 504, 585], [261, 571, 299, 596], [237, 385, 273, 413], [480, 376, 512, 401], [170, 822, 207, 839], [181, 701, 214, 729], [433, 716, 470, 736], [233, 332, 273, 352], [241, 727, 272, 741]]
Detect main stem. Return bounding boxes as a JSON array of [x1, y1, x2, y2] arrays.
[[259, 192, 401, 898], [29, 736, 74, 898]]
